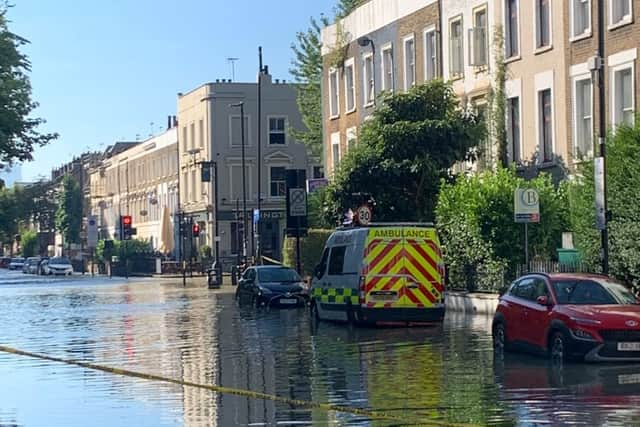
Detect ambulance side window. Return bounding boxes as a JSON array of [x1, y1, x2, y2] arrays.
[[315, 248, 329, 279], [328, 246, 347, 275]]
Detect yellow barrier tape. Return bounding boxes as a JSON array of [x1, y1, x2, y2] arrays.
[[0, 345, 478, 427], [260, 255, 283, 265]]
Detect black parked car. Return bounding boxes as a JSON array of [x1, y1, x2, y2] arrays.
[[235, 266, 308, 308]]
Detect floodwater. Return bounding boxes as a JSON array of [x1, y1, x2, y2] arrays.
[[1, 270, 640, 426]]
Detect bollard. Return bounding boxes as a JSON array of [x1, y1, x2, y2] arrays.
[[215, 264, 223, 288], [231, 265, 238, 286]]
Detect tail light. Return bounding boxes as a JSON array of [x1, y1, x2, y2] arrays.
[[359, 276, 366, 305]]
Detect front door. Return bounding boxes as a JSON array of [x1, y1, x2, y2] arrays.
[[364, 237, 404, 308]]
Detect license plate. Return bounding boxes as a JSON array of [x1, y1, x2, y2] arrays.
[[369, 293, 397, 302], [279, 298, 297, 304], [618, 342, 640, 351], [619, 373, 640, 384]]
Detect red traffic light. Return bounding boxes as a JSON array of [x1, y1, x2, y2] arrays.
[[192, 223, 200, 237], [122, 215, 132, 226]]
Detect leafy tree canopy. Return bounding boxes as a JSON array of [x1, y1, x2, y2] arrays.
[[55, 175, 82, 246], [324, 81, 484, 224], [0, 4, 57, 169]]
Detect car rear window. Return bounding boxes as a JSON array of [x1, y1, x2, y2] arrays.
[[257, 268, 300, 283]]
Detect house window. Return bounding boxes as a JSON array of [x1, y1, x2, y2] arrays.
[[507, 97, 521, 163], [269, 117, 286, 145], [190, 122, 196, 150], [313, 166, 324, 179], [329, 68, 339, 117], [182, 126, 188, 153], [403, 35, 416, 90], [331, 133, 341, 173], [610, 0, 632, 26], [536, 0, 551, 48], [449, 17, 464, 77], [572, 0, 591, 38], [574, 78, 593, 159], [381, 46, 394, 92], [344, 59, 356, 112], [505, 0, 519, 58], [347, 127, 357, 152], [424, 28, 438, 80], [539, 89, 553, 162], [270, 167, 286, 197], [230, 115, 249, 147], [198, 119, 204, 148], [363, 53, 375, 105], [613, 66, 634, 126], [470, 8, 488, 67]]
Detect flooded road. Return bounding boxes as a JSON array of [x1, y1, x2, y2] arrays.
[[2, 271, 640, 426]]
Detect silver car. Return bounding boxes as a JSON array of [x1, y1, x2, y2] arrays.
[[44, 257, 74, 276]]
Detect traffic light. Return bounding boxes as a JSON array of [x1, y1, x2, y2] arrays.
[[201, 166, 211, 182], [192, 223, 201, 238], [121, 215, 133, 240]]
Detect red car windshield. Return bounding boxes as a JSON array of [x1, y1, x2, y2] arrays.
[[553, 279, 638, 305]]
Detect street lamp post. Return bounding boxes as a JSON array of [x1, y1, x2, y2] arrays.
[[229, 101, 248, 264]]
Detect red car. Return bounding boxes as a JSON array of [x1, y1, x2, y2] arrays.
[[493, 273, 640, 362]]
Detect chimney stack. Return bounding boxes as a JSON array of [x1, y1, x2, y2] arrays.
[[167, 115, 172, 130]]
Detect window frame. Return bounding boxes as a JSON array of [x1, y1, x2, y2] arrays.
[[328, 68, 340, 119], [346, 127, 357, 152], [534, 0, 552, 50], [328, 246, 347, 276], [403, 34, 416, 90], [611, 63, 635, 127], [538, 88, 554, 163], [572, 75, 594, 160], [504, 0, 520, 59], [507, 95, 522, 164], [570, 0, 592, 41], [331, 132, 341, 174], [470, 5, 489, 68], [449, 15, 464, 79], [362, 52, 375, 107], [423, 25, 438, 81], [344, 57, 356, 113], [381, 43, 394, 92], [269, 166, 287, 199], [228, 114, 252, 148], [267, 116, 287, 145], [608, 0, 633, 29]]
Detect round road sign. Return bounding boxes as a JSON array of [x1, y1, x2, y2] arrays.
[[357, 205, 372, 225]]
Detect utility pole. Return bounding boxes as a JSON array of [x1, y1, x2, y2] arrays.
[[256, 47, 263, 265], [596, 0, 609, 274], [230, 102, 248, 264]]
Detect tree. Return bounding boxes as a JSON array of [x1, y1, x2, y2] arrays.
[[334, 0, 367, 18], [289, 16, 329, 158], [0, 4, 57, 169], [20, 230, 37, 257], [55, 175, 82, 247], [324, 81, 484, 224], [569, 123, 640, 289]]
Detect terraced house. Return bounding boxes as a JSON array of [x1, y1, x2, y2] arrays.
[[321, 0, 639, 176]]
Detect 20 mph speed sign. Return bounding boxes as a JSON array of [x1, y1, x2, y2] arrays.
[[357, 205, 372, 225]]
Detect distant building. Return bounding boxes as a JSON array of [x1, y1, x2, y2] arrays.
[[88, 125, 179, 251], [177, 71, 321, 264]]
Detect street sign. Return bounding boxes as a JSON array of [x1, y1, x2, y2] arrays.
[[514, 189, 540, 223], [289, 188, 307, 217], [307, 178, 329, 193], [595, 157, 606, 230], [356, 205, 372, 225]]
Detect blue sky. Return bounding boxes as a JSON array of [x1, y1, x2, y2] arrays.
[[9, 0, 335, 181]]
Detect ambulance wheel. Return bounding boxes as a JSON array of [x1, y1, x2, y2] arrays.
[[310, 301, 320, 321], [346, 302, 356, 325]]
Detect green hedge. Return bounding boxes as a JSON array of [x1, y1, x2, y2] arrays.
[[282, 229, 333, 277]]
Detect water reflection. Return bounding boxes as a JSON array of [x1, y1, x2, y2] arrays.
[[0, 275, 640, 426]]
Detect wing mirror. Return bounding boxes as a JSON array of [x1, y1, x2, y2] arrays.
[[314, 265, 323, 279], [537, 295, 552, 306]]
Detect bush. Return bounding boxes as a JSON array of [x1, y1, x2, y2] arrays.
[[569, 123, 640, 289], [282, 229, 333, 277], [21, 230, 38, 257], [436, 167, 570, 291]]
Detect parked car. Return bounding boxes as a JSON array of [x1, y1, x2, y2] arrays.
[[8, 257, 25, 271], [493, 273, 640, 362], [23, 257, 41, 274], [38, 259, 49, 275], [235, 266, 308, 308], [0, 257, 11, 268], [43, 256, 74, 276]]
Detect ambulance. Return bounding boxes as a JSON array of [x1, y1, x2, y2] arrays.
[[310, 223, 445, 326]]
